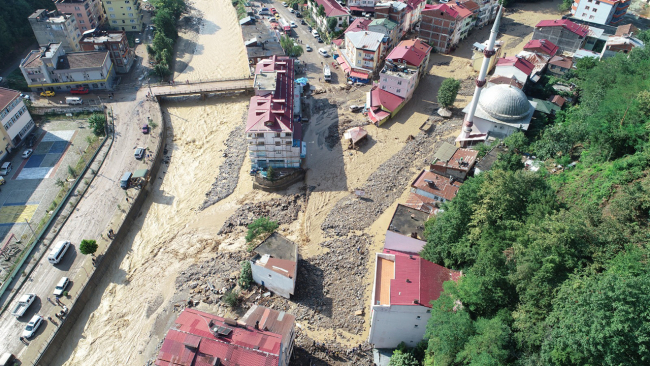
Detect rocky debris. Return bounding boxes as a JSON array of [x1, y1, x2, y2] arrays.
[[321, 118, 462, 236], [218, 194, 305, 235], [458, 77, 476, 97], [325, 122, 340, 149], [291, 335, 374, 365], [175, 253, 246, 303], [200, 117, 247, 210]]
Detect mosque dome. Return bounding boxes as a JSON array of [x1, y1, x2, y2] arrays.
[[478, 84, 532, 122]]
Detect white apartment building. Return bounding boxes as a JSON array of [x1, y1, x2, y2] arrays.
[[571, 0, 630, 25], [28, 10, 82, 52], [0, 88, 36, 159]]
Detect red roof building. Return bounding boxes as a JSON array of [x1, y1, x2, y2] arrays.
[[430, 142, 478, 181], [533, 19, 588, 53], [385, 38, 432, 67], [368, 86, 405, 125], [523, 39, 559, 57], [494, 56, 535, 85], [547, 55, 574, 75], [549, 95, 566, 108], [418, 4, 460, 53], [311, 0, 349, 17], [410, 169, 462, 202], [345, 17, 372, 33], [247, 56, 303, 170], [155, 306, 295, 366], [535, 19, 589, 37], [368, 251, 460, 348]]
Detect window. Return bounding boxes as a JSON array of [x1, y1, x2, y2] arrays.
[[592, 8, 597, 11], [131, 26, 137, 29], [397, 80, 402, 85], [110, 14, 115, 17], [589, 15, 595, 19], [286, 140, 291, 145], [130, 19, 135, 23], [585, 6, 589, 9], [74, 6, 81, 10], [112, 20, 117, 23], [414, 325, 419, 328], [416, 316, 421, 319], [109, 7, 114, 11], [257, 141, 264, 145], [275, 141, 281, 146], [396, 89, 401, 93], [582, 12, 587, 16], [79, 20, 85, 23], [77, 13, 83, 17], [127, 6, 132, 10], [256, 133, 264, 138], [595, 0, 600, 3], [275, 133, 281, 137], [106, 1, 111, 3]]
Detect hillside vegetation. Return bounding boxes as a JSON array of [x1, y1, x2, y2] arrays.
[[0, 0, 55, 68], [417, 31, 650, 366]]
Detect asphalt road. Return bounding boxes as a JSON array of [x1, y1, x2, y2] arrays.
[[0, 91, 158, 361]]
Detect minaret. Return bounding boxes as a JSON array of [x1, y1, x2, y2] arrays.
[[462, 6, 503, 142]]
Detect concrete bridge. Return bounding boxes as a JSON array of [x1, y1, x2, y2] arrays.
[[149, 77, 254, 99]]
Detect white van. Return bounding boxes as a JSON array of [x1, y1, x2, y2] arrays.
[[318, 48, 329, 57], [48, 240, 71, 264], [0, 162, 11, 176], [65, 97, 82, 105], [312, 29, 320, 38]]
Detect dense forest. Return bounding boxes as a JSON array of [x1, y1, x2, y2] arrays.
[[391, 31, 650, 366], [0, 0, 55, 69]]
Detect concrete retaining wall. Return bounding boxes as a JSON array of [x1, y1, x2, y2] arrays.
[[31, 105, 103, 115], [34, 103, 166, 366]]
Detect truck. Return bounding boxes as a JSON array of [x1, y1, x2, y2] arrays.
[[279, 18, 291, 34], [11, 293, 36, 318], [323, 64, 331, 82]]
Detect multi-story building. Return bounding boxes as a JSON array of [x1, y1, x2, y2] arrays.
[[600, 33, 644, 58], [403, 0, 427, 33], [20, 43, 115, 92], [155, 306, 296, 366], [79, 29, 134, 73], [418, 4, 459, 53], [348, 0, 378, 15], [54, 0, 105, 32], [571, 0, 630, 25], [29, 10, 82, 52], [368, 251, 461, 348], [0, 88, 36, 159], [246, 56, 304, 170], [102, 0, 144, 32], [475, 0, 500, 28], [471, 39, 502, 72], [308, 0, 350, 33], [369, 18, 400, 49], [374, 1, 409, 38], [449, 3, 474, 42], [532, 19, 589, 53], [339, 30, 386, 81]]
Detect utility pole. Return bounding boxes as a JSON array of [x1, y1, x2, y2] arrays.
[[24, 218, 35, 236]]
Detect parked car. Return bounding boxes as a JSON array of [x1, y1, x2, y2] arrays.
[[22, 315, 43, 339], [296, 12, 302, 17], [317, 36, 323, 43], [21, 149, 33, 159], [0, 353, 16, 366], [142, 124, 150, 134], [270, 7, 276, 13], [349, 105, 364, 112], [53, 277, 70, 297], [307, 25, 312, 31], [11, 293, 36, 318], [312, 29, 319, 38], [269, 17, 278, 23], [306, 45, 312, 52], [21, 93, 30, 100], [135, 38, 141, 44], [282, 1, 288, 6], [318, 48, 329, 57], [275, 13, 280, 18], [40, 91, 55, 97], [134, 147, 146, 160], [0, 162, 12, 176], [70, 87, 89, 94], [301, 19, 306, 25], [289, 8, 294, 13], [290, 21, 296, 27]]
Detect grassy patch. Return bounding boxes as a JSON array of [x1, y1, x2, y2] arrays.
[[231, 0, 247, 20], [5, 69, 29, 92]]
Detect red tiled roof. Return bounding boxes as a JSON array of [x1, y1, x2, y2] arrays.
[[0, 87, 20, 111], [313, 0, 349, 17], [523, 39, 558, 57], [422, 4, 459, 19], [390, 252, 460, 307], [432, 148, 478, 172], [386, 39, 432, 67], [496, 56, 535, 76], [350, 70, 370, 79], [449, 3, 473, 19], [411, 170, 461, 201], [457, 0, 479, 13], [370, 87, 405, 112], [405, 192, 438, 215], [488, 75, 524, 89], [549, 95, 566, 107], [615, 23, 639, 36], [247, 56, 295, 134], [155, 308, 291, 366], [345, 18, 372, 33], [549, 55, 573, 69], [535, 19, 588, 37]]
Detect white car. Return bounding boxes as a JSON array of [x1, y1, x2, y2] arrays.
[[135, 38, 141, 44], [282, 1, 288, 6], [318, 48, 329, 57], [289, 8, 294, 13], [22, 315, 43, 339], [22, 149, 33, 159], [306, 45, 312, 52], [290, 21, 296, 27], [134, 147, 146, 160]]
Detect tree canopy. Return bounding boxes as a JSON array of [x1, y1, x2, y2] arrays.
[[79, 239, 98, 256], [0, 0, 55, 68], [437, 78, 461, 109], [419, 37, 650, 365]]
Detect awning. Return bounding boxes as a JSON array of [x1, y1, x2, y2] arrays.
[[133, 169, 149, 179], [343, 127, 368, 144], [350, 71, 369, 79], [337, 56, 351, 73]]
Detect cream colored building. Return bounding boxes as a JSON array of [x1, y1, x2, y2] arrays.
[[0, 88, 36, 160], [102, 0, 144, 32]]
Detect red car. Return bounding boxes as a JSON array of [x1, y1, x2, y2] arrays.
[[270, 7, 277, 13], [142, 124, 149, 134], [70, 87, 89, 94]]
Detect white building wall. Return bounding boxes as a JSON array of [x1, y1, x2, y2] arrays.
[[1, 99, 35, 146], [573, 0, 613, 25], [368, 304, 431, 348], [247, 131, 301, 168], [379, 73, 416, 100], [493, 65, 527, 84], [474, 117, 521, 137], [412, 187, 446, 202], [251, 262, 295, 298]]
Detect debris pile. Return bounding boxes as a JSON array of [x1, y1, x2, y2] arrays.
[[218, 194, 305, 235]]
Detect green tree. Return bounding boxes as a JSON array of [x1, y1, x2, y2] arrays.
[[279, 35, 304, 57], [79, 239, 98, 256], [153, 8, 177, 39], [327, 17, 337, 33], [223, 289, 240, 307], [152, 63, 172, 78], [152, 32, 174, 56], [88, 113, 107, 136], [388, 350, 419, 366], [318, 4, 325, 17], [456, 314, 512, 365], [492, 151, 524, 172], [245, 217, 279, 243], [292, 2, 299, 10], [238, 261, 253, 289], [503, 131, 528, 153], [437, 78, 461, 109], [542, 271, 650, 365], [267, 166, 276, 181]]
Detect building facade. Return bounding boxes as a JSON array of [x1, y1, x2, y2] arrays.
[[29, 10, 82, 52], [102, 0, 144, 32], [368, 251, 460, 348], [79, 29, 134, 73], [250, 233, 298, 299], [369, 18, 399, 50], [493, 56, 535, 85], [20, 43, 115, 92], [532, 19, 589, 53], [571, 0, 630, 25], [418, 4, 459, 53], [449, 3, 474, 42], [308, 0, 351, 33], [247, 56, 304, 170], [0, 88, 36, 158], [342, 30, 386, 79], [54, 0, 105, 32]]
